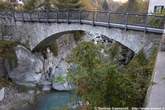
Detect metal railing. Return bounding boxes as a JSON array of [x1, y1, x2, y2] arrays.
[[0, 10, 165, 33]]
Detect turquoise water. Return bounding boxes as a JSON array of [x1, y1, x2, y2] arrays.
[[36, 91, 79, 110]]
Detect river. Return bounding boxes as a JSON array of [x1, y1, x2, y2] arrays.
[[35, 91, 80, 110]]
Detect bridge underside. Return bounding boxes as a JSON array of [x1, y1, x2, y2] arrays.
[[11, 22, 162, 53]]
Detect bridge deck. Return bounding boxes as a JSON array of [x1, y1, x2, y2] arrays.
[[1, 10, 164, 34]]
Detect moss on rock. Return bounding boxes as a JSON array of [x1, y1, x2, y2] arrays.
[[0, 40, 17, 74]]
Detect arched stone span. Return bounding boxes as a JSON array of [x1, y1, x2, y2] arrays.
[[13, 22, 161, 53]]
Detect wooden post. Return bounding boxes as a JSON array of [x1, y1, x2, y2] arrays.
[[144, 14, 148, 33]]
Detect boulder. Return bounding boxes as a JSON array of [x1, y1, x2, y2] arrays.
[[9, 45, 43, 87], [52, 82, 72, 91]]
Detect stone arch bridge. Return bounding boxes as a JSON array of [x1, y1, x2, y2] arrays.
[[0, 10, 164, 53]]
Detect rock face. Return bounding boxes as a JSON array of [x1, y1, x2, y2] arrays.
[[42, 34, 77, 90], [0, 86, 36, 110], [8, 33, 77, 90], [9, 45, 43, 87]]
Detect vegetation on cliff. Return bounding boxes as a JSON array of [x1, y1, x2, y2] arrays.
[[68, 41, 157, 108], [0, 40, 17, 69], [0, 40, 17, 85], [0, 1, 13, 10]]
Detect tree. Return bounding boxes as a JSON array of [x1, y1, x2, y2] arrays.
[[0, 1, 13, 10], [23, 0, 40, 11], [69, 42, 136, 107], [53, 0, 83, 10], [23, 0, 83, 10], [70, 42, 101, 71], [102, 0, 109, 11], [127, 0, 137, 12], [116, 0, 149, 13]]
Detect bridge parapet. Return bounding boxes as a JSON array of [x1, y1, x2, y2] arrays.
[[0, 10, 164, 34]]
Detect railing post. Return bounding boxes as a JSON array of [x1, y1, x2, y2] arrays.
[[125, 13, 128, 31], [79, 10, 82, 24], [67, 9, 70, 24], [38, 11, 40, 22], [29, 12, 32, 22], [22, 11, 24, 22], [108, 11, 111, 28], [47, 10, 49, 23], [144, 14, 148, 33], [13, 10, 16, 22], [92, 11, 95, 26], [56, 11, 59, 23]]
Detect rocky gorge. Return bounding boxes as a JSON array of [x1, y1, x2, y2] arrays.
[[0, 30, 155, 110]]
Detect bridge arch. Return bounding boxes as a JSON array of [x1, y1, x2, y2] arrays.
[[15, 22, 147, 53]]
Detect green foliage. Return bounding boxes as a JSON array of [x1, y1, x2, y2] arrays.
[[70, 42, 102, 71], [52, 0, 83, 10], [102, 0, 109, 11], [148, 9, 165, 28], [53, 75, 66, 84], [23, 0, 83, 10], [116, 0, 148, 13], [69, 41, 157, 108], [23, 0, 39, 11], [106, 43, 121, 64], [122, 49, 157, 107], [0, 1, 13, 11], [73, 31, 84, 42]]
